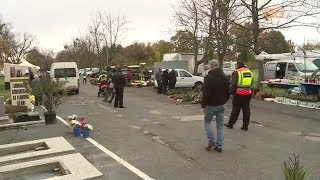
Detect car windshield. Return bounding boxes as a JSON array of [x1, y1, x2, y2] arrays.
[[296, 62, 319, 72]]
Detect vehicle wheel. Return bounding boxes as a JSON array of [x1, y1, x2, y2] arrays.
[[75, 89, 79, 94], [194, 82, 203, 90]]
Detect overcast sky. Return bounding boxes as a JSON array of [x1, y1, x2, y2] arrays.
[[1, 0, 320, 53]]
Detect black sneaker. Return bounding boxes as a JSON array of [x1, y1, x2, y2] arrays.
[[107, 101, 112, 104], [224, 123, 233, 129], [213, 147, 222, 153], [205, 140, 215, 151], [119, 106, 126, 108], [241, 127, 248, 131]]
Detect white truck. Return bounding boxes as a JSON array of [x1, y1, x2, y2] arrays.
[[154, 53, 204, 75]]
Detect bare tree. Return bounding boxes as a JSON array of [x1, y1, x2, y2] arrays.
[[175, 0, 237, 74], [102, 11, 129, 66], [7, 32, 35, 64], [89, 12, 103, 69], [175, 0, 205, 75], [234, 0, 320, 86]]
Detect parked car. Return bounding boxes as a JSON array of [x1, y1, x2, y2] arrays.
[[154, 69, 204, 89]]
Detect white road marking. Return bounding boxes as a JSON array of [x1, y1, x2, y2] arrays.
[[305, 136, 320, 142], [171, 116, 183, 120], [87, 138, 155, 180], [290, 131, 302, 136], [132, 126, 142, 130], [116, 115, 123, 118], [153, 122, 160, 125], [44, 107, 155, 180], [56, 116, 68, 126], [309, 133, 320, 137], [148, 110, 162, 115]]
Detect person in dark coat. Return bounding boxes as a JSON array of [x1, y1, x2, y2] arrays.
[[155, 68, 163, 94], [202, 60, 230, 153], [161, 69, 169, 93], [168, 69, 177, 90], [112, 65, 126, 108]]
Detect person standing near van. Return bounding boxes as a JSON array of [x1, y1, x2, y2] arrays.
[[155, 68, 163, 94], [168, 69, 177, 90], [162, 69, 169, 93], [225, 62, 253, 131], [82, 71, 87, 84]]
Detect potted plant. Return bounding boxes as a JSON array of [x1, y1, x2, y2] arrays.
[[82, 123, 93, 138], [34, 77, 65, 124]]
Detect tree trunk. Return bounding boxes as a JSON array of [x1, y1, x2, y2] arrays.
[[252, 0, 263, 88]]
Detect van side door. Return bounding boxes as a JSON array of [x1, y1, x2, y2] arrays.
[[286, 63, 298, 78], [264, 63, 277, 79]]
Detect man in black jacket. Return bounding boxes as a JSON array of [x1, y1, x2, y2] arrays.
[[202, 60, 230, 152], [112, 65, 126, 108], [161, 69, 169, 93]]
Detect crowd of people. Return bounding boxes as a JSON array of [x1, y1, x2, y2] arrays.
[[84, 62, 254, 154], [155, 68, 177, 94]]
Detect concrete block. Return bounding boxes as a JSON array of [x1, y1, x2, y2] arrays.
[[0, 96, 4, 116], [0, 153, 103, 180], [0, 137, 75, 166], [0, 119, 45, 131]]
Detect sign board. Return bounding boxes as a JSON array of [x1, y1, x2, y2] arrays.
[[10, 77, 31, 109]]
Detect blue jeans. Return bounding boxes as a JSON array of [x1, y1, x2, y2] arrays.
[[204, 105, 225, 148]]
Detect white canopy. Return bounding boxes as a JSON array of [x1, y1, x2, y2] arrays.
[[255, 51, 320, 61], [19, 59, 40, 69]]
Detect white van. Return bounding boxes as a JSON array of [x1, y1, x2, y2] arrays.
[[50, 62, 79, 94], [264, 59, 319, 80]]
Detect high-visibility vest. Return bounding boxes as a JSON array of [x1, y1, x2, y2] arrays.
[[98, 74, 107, 82], [236, 67, 253, 95]]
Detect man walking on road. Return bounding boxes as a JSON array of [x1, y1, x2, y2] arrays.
[[202, 60, 230, 153], [112, 65, 126, 108], [82, 71, 87, 84], [224, 62, 253, 131]]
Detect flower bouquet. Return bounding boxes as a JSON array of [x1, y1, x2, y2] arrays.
[[67, 115, 78, 132], [81, 120, 93, 138]]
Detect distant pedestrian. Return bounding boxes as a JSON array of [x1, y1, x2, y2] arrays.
[[168, 69, 177, 90], [126, 68, 133, 85], [162, 69, 169, 93], [83, 72, 87, 84], [224, 62, 253, 131], [155, 68, 163, 94], [202, 60, 230, 153], [112, 65, 126, 108]]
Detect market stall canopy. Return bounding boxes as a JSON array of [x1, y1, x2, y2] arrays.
[[255, 51, 320, 61], [19, 59, 40, 70]]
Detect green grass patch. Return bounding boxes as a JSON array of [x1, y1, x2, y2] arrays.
[[251, 69, 259, 89], [261, 85, 318, 102], [0, 77, 10, 100]]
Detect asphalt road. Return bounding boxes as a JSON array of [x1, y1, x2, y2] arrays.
[[1, 81, 320, 180]]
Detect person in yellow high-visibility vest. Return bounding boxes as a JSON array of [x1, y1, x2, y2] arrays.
[[225, 62, 253, 131]]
